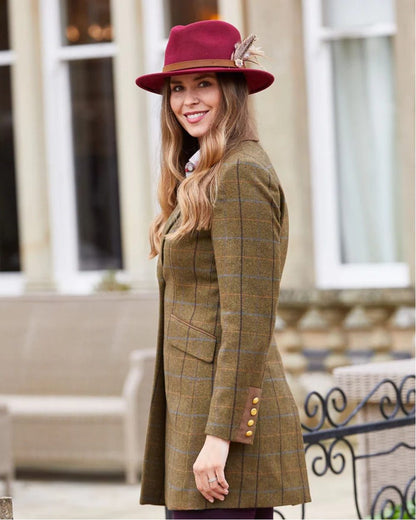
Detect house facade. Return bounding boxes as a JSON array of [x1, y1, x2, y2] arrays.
[[0, 0, 414, 296]]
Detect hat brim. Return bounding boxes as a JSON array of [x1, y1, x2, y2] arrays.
[[135, 67, 274, 95]]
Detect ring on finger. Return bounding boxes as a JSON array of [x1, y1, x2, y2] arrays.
[[208, 477, 218, 483]]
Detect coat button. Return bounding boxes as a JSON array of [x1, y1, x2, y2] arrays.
[[247, 419, 254, 427], [245, 430, 253, 437], [250, 408, 257, 416], [252, 397, 259, 404]]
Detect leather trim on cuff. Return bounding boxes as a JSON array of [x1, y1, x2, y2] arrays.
[[233, 386, 262, 444]]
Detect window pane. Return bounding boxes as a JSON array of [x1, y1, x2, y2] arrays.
[[61, 0, 113, 46], [331, 37, 403, 264], [322, 0, 394, 29], [0, 66, 20, 272], [69, 58, 122, 271], [0, 0, 9, 50], [165, 0, 219, 35]]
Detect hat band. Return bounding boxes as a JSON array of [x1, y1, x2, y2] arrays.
[[163, 59, 241, 73]]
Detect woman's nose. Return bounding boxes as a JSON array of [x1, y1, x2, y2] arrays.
[[184, 89, 199, 105]]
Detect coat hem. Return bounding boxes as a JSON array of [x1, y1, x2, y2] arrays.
[[140, 495, 312, 510]]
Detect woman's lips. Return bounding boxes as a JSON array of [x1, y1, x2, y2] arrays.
[[184, 111, 208, 124]]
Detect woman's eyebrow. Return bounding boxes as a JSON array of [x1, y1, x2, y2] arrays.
[[170, 74, 214, 85], [193, 75, 214, 81]]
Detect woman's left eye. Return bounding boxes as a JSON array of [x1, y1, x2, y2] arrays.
[[198, 81, 211, 88]]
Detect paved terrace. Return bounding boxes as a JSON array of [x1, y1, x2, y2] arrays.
[[8, 445, 355, 519]]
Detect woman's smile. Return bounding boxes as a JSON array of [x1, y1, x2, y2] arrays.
[[184, 111, 209, 123]]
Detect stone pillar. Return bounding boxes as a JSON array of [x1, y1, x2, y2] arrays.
[[277, 291, 309, 404], [278, 307, 308, 377], [244, 0, 315, 290], [341, 289, 414, 362], [218, 0, 245, 32], [9, 0, 55, 291], [110, 0, 156, 291], [394, 0, 415, 285], [364, 305, 396, 362], [321, 305, 350, 371]]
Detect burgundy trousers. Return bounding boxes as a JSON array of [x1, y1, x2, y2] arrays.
[[167, 507, 274, 519]]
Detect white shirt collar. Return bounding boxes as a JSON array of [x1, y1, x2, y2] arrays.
[[185, 150, 201, 177]]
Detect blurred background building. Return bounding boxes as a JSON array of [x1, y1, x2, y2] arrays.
[[1, 0, 414, 295], [0, 0, 414, 498], [1, 0, 414, 366]]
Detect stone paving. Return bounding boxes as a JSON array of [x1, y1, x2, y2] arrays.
[[6, 446, 357, 520]]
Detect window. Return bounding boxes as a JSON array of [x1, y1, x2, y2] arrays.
[[0, 0, 20, 272], [60, 0, 122, 271], [41, 0, 122, 289], [61, 0, 112, 46], [302, 0, 408, 288], [324, 0, 400, 265], [164, 0, 219, 35], [68, 57, 121, 270]]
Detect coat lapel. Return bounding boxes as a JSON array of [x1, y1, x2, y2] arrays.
[[160, 205, 181, 267]]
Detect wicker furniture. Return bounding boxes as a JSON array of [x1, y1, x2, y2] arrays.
[[334, 359, 415, 516], [0, 404, 13, 496], [0, 294, 158, 484]]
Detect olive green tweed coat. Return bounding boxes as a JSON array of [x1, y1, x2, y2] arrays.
[[140, 140, 311, 510]]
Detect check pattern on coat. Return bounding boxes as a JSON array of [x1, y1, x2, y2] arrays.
[[140, 141, 311, 510]]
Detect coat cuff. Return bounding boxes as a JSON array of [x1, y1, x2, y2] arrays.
[[231, 386, 262, 444], [205, 386, 262, 445]]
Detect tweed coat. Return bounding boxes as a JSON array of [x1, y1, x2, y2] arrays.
[[139, 140, 311, 510]]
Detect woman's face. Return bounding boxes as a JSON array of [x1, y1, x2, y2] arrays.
[[169, 73, 222, 140]]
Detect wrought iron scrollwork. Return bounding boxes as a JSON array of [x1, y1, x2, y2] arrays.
[[400, 375, 416, 416], [302, 386, 348, 432], [301, 375, 415, 433], [273, 374, 415, 519], [306, 438, 351, 477], [370, 476, 415, 519]]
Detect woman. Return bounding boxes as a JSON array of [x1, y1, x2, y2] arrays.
[[135, 20, 311, 519]]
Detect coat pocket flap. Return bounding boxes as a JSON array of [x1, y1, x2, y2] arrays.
[[168, 314, 217, 363]]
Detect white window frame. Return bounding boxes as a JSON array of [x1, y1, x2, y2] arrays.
[[140, 0, 167, 217], [0, 35, 23, 294], [40, 0, 120, 293], [302, 0, 409, 289]]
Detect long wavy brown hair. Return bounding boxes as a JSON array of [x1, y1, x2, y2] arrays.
[[149, 72, 257, 258]]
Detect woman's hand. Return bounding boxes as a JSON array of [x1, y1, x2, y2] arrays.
[[193, 434, 230, 503]]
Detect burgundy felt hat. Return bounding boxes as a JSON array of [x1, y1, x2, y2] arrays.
[[135, 20, 274, 95]]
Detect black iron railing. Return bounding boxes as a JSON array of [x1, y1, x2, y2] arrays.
[[274, 375, 416, 519]]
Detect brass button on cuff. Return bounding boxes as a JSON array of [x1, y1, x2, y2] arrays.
[[245, 430, 253, 437], [252, 397, 259, 404], [247, 419, 254, 427], [250, 408, 257, 416]]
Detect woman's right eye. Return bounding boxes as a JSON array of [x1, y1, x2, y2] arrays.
[[171, 85, 183, 92]]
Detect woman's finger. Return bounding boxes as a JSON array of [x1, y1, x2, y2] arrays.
[[215, 467, 229, 490], [208, 481, 228, 498], [205, 476, 228, 500], [208, 488, 227, 501], [194, 473, 215, 503], [195, 473, 228, 502]]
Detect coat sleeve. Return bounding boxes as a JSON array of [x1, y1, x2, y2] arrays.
[[204, 158, 288, 445]]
